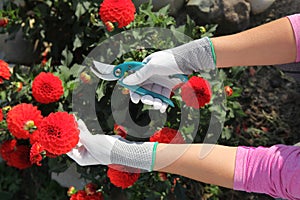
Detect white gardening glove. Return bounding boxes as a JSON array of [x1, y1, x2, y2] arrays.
[[67, 119, 120, 166], [123, 37, 216, 112], [67, 119, 158, 171]]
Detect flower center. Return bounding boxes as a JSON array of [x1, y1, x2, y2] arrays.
[[41, 84, 53, 93], [24, 120, 37, 133], [47, 125, 61, 138]]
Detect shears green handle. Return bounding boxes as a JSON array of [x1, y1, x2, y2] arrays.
[[115, 61, 188, 107]]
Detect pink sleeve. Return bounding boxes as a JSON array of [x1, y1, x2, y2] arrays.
[[234, 144, 300, 200], [287, 14, 300, 62]]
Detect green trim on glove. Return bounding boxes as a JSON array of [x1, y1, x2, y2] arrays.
[[207, 37, 216, 65], [150, 142, 159, 171]]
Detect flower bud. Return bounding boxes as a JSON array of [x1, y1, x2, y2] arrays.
[[12, 82, 23, 92], [158, 172, 168, 181], [122, 88, 130, 95], [224, 86, 233, 97], [199, 26, 206, 33], [24, 120, 37, 132], [105, 21, 114, 32], [113, 124, 127, 138], [3, 105, 11, 112], [67, 186, 77, 196], [80, 72, 91, 84], [85, 183, 97, 195]]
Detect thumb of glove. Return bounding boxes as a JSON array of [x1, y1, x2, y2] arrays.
[[123, 64, 153, 85]]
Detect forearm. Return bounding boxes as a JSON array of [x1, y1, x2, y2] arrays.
[[153, 143, 237, 189], [212, 16, 297, 67]]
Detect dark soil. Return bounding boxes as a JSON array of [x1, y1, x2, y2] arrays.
[[250, 0, 300, 27], [221, 1, 300, 199], [247, 0, 300, 146]]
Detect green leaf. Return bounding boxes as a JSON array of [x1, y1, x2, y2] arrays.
[[66, 79, 79, 91], [58, 65, 71, 81], [75, 1, 91, 18], [61, 47, 73, 67], [70, 63, 86, 78], [222, 126, 232, 140], [73, 34, 82, 51], [15, 73, 25, 82], [96, 81, 106, 101]]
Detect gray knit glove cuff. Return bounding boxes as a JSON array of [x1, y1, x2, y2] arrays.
[[110, 139, 158, 172], [171, 37, 216, 74]]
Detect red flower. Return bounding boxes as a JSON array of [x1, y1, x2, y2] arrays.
[[181, 76, 212, 109], [99, 0, 135, 28], [29, 129, 40, 145], [69, 189, 104, 200], [32, 72, 64, 104], [0, 18, 8, 27], [30, 142, 45, 166], [7, 103, 43, 139], [224, 86, 233, 97], [85, 193, 104, 200], [0, 140, 32, 169], [9, 145, 32, 169], [0, 108, 3, 122], [70, 190, 86, 200], [38, 112, 79, 155], [113, 124, 127, 138], [107, 164, 140, 189], [149, 127, 185, 144], [0, 139, 17, 162], [0, 60, 11, 83]]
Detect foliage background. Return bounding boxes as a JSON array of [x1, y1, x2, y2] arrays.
[[0, 0, 299, 199]]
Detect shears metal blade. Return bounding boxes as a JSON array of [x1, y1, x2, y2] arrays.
[[91, 61, 118, 81]]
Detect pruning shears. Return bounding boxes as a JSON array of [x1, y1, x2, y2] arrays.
[[91, 60, 188, 107]]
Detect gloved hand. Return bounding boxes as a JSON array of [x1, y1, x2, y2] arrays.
[[67, 119, 158, 171], [123, 37, 216, 112]]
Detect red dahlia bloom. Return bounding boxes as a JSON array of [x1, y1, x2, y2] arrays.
[[0, 108, 3, 121], [70, 190, 86, 200], [70, 190, 104, 200], [7, 103, 43, 139], [107, 164, 140, 189], [8, 145, 32, 169], [0, 60, 11, 83], [150, 127, 185, 144], [38, 112, 79, 155], [181, 76, 212, 109], [99, 0, 136, 28], [32, 72, 64, 104], [30, 142, 45, 166], [0, 140, 32, 169], [0, 139, 17, 162]]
